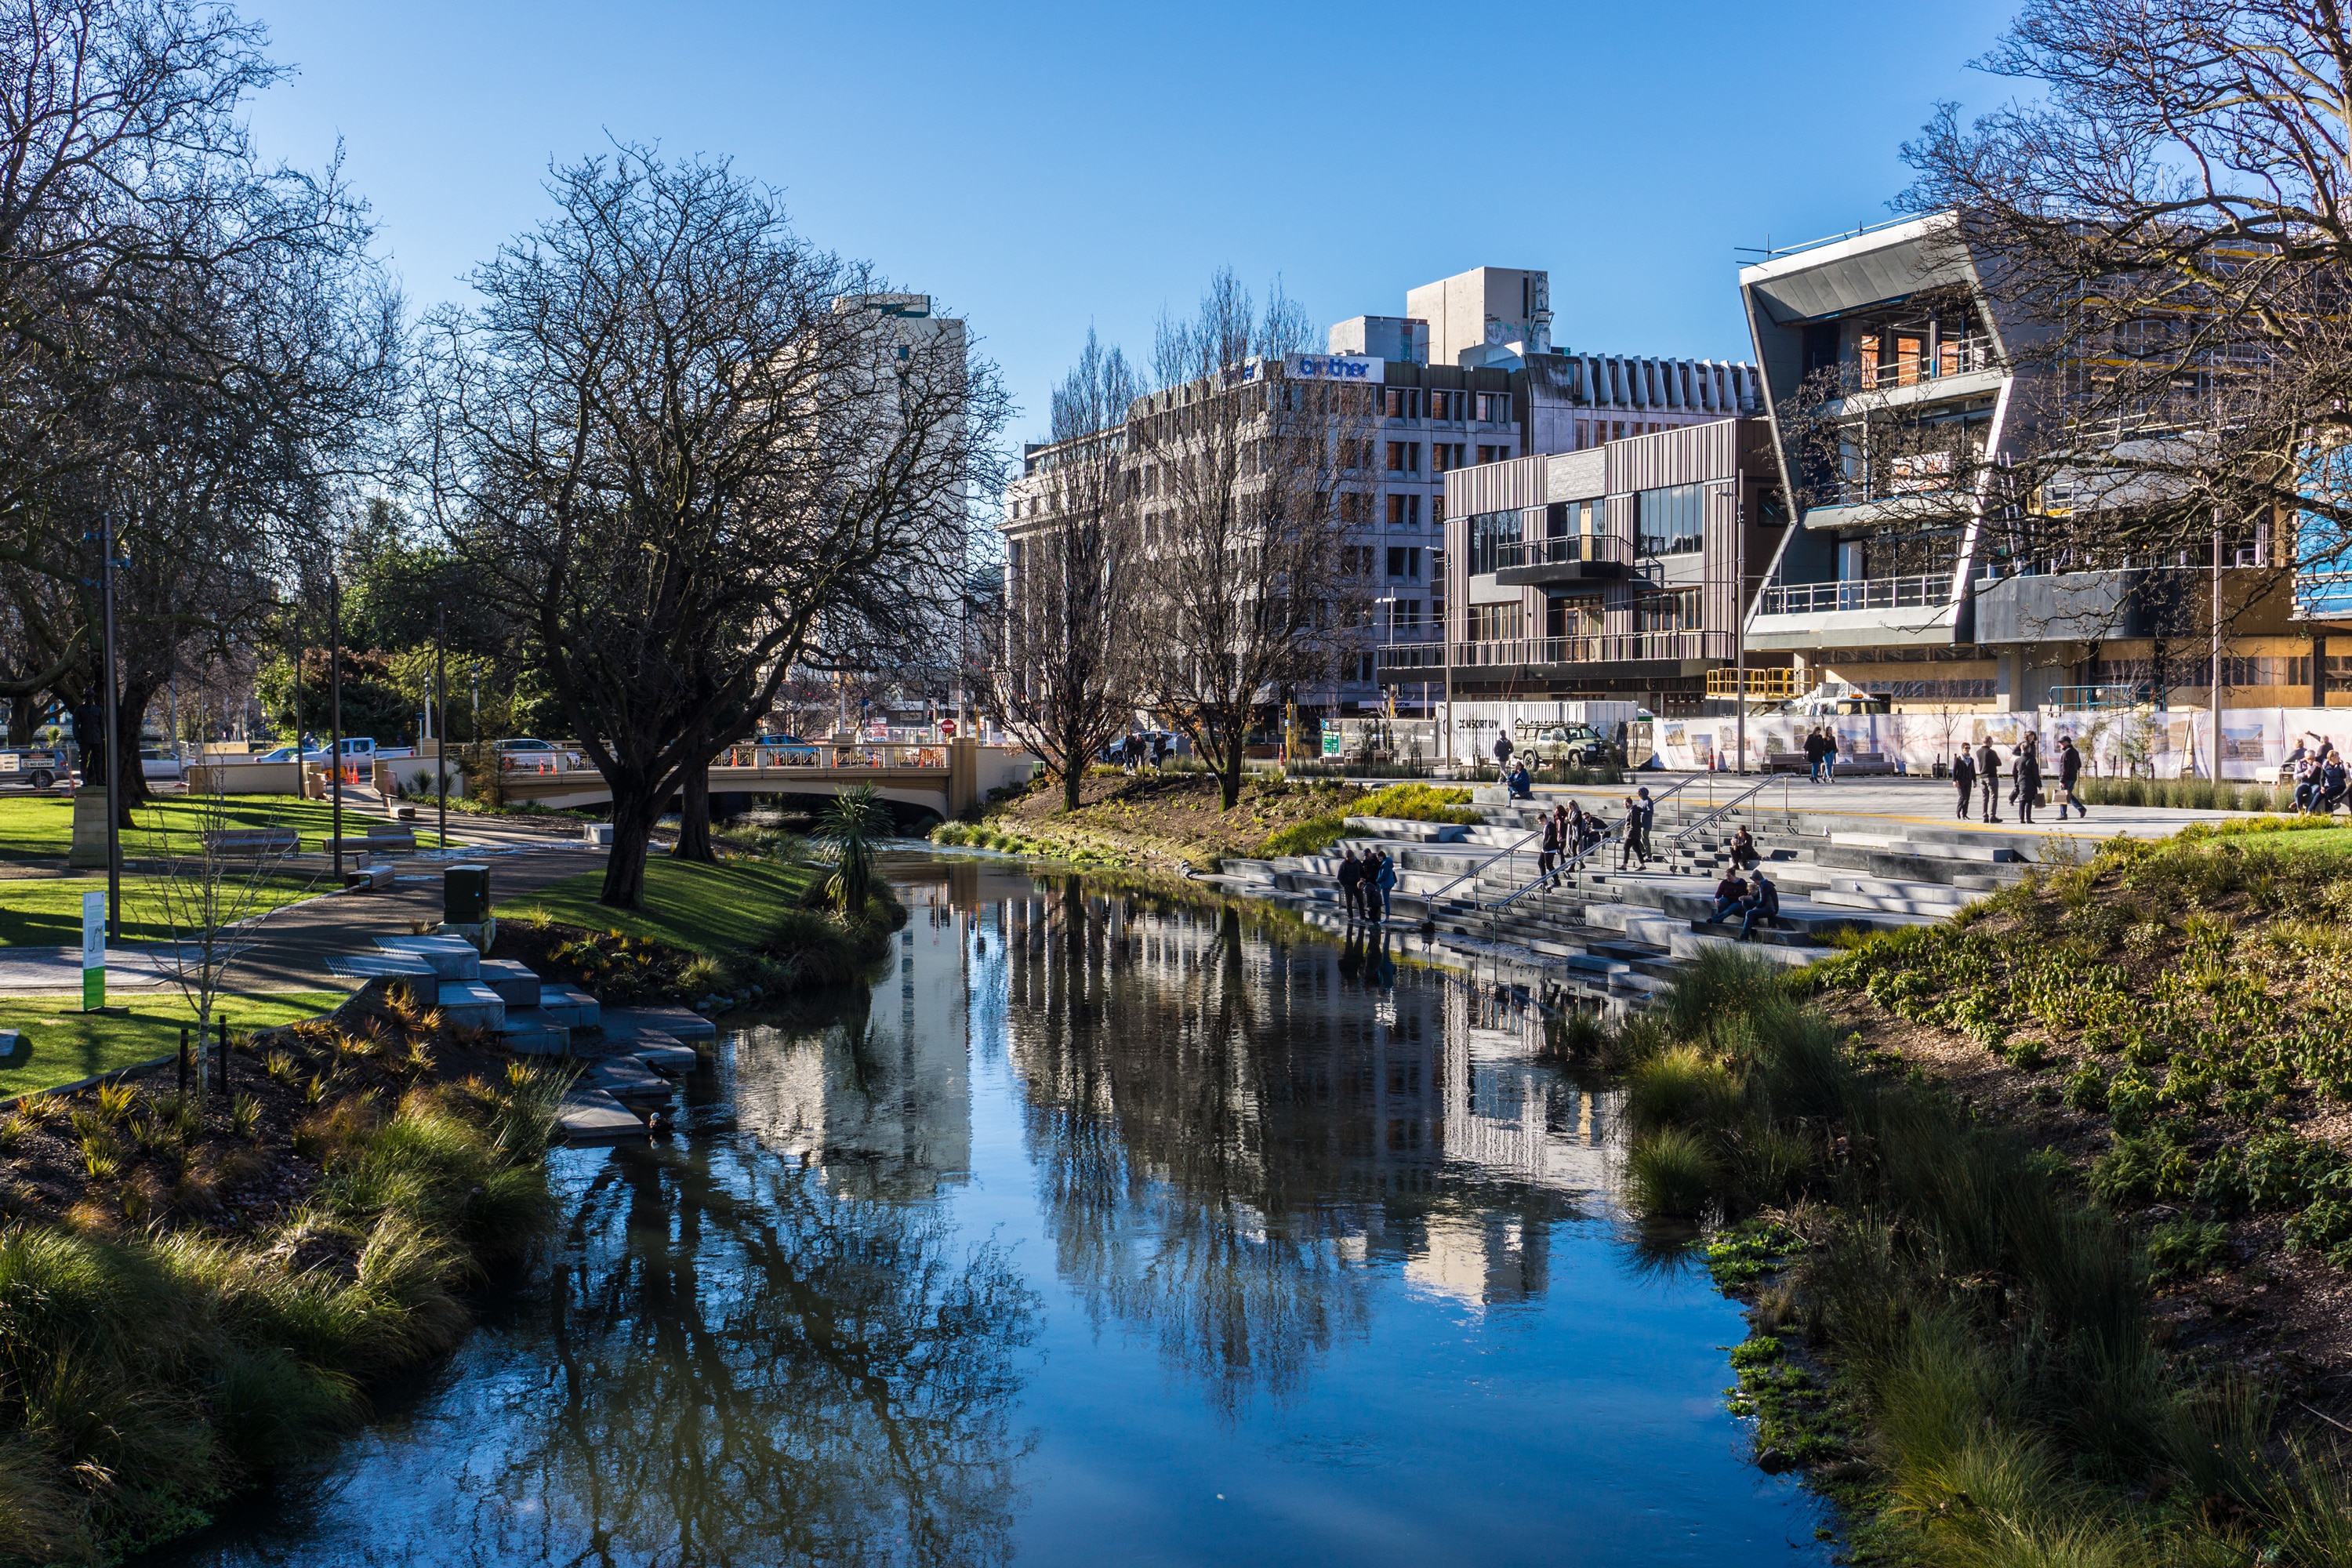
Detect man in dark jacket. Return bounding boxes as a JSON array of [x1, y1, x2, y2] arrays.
[[1976, 740, 2002, 822], [1739, 869, 1781, 942], [1804, 728, 1828, 782], [1951, 746, 1976, 821], [1337, 848, 1363, 920], [2058, 735, 2086, 818]]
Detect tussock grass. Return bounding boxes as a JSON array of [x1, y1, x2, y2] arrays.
[[0, 1066, 564, 1562], [1591, 956, 2352, 1564]]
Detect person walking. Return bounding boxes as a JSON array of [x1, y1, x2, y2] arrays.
[[1617, 796, 1642, 869], [2057, 735, 2085, 819], [1633, 787, 1656, 866], [1373, 850, 1399, 922], [1976, 739, 2002, 822], [1821, 728, 1840, 783], [1538, 807, 1563, 878], [1804, 728, 1828, 782], [2015, 733, 2043, 825], [1951, 746, 1976, 821], [1494, 731, 1515, 775]]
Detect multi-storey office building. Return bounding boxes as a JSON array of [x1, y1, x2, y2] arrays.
[[1378, 418, 1785, 720], [1002, 266, 1761, 720], [1735, 215, 2300, 716]]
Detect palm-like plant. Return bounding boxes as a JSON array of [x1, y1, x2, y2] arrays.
[[815, 786, 893, 916]]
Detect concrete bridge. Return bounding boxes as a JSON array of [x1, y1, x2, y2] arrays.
[[494, 739, 1038, 822]]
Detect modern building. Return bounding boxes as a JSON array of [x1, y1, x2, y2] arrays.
[[1735, 215, 2301, 715], [1001, 266, 1762, 720], [1381, 418, 1784, 719]]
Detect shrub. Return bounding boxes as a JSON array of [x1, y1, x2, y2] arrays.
[[1626, 1127, 1720, 1219], [1624, 1045, 1741, 1133], [2146, 1218, 2230, 1281]]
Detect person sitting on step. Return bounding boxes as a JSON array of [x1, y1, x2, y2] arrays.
[[1738, 869, 1781, 942], [1710, 869, 1749, 925]]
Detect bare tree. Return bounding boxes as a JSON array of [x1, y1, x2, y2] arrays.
[[985, 329, 1140, 812], [423, 147, 1004, 907], [1128, 270, 1374, 809], [1902, 0, 2352, 577]]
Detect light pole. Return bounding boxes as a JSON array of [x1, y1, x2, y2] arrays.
[[1735, 491, 1748, 775], [329, 572, 343, 886], [436, 604, 448, 853], [100, 511, 121, 938]]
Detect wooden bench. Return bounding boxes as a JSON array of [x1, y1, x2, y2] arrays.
[[1764, 752, 1811, 774], [324, 830, 416, 859], [201, 827, 300, 856]]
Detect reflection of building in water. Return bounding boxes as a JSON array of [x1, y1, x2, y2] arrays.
[[732, 867, 975, 1200], [998, 881, 1622, 1315]]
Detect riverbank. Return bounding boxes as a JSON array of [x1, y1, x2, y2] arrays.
[[0, 980, 568, 1563], [927, 769, 1476, 872], [1569, 818, 2352, 1565]]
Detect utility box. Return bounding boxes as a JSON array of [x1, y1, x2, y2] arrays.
[[444, 864, 491, 925]]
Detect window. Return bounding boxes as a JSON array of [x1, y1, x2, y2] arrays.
[[1386, 493, 1421, 528], [1636, 482, 1705, 555], [1475, 391, 1512, 423], [1468, 509, 1520, 575], [1431, 442, 1467, 472], [1341, 546, 1377, 575], [1468, 604, 1523, 642], [1476, 445, 1512, 464], [1432, 496, 1446, 527], [1428, 390, 1461, 421], [1386, 546, 1421, 580], [1393, 597, 1422, 627], [1636, 589, 1701, 633], [1383, 387, 1421, 419], [1339, 490, 1374, 523], [1385, 441, 1420, 472], [1339, 438, 1374, 469]]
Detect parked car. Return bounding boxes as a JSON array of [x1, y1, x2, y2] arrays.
[[753, 734, 820, 764], [496, 737, 580, 771], [1523, 723, 1616, 768], [140, 746, 183, 782]]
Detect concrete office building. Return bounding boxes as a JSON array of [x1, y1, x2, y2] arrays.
[[1736, 215, 2299, 714], [1002, 266, 1762, 720]]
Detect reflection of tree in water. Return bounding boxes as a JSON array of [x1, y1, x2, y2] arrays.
[[1009, 879, 1374, 1417], [480, 1092, 1040, 1566]]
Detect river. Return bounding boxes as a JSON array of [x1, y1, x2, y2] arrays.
[[156, 855, 1831, 1566]]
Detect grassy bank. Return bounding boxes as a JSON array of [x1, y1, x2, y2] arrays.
[[0, 795, 452, 865], [0, 991, 347, 1097], [929, 771, 1481, 870], [499, 855, 901, 1005], [1568, 864, 2352, 1561], [0, 983, 567, 1563]]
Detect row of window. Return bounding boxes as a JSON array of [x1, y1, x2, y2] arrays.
[[1377, 388, 1513, 423], [2093, 656, 2319, 688]]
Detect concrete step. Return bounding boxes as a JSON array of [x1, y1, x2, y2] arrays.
[[436, 980, 506, 1030], [325, 952, 439, 984], [584, 1056, 672, 1103], [1671, 929, 1828, 968], [604, 1005, 717, 1044], [1345, 815, 1468, 842], [634, 1040, 700, 1074], [540, 983, 601, 1027], [476, 959, 543, 1007], [557, 1087, 647, 1144], [498, 1009, 569, 1054], [377, 935, 482, 979]]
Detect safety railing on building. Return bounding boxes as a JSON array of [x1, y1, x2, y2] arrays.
[[1756, 573, 1954, 616], [1704, 666, 1820, 700], [1852, 333, 1997, 390], [1376, 630, 1733, 674], [1490, 532, 1632, 571]]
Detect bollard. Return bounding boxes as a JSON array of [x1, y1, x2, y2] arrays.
[[216, 1018, 230, 1095], [178, 1026, 189, 1098]]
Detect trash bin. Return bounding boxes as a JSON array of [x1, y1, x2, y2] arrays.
[[444, 864, 491, 925]]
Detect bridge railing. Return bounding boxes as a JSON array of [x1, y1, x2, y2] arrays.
[[713, 742, 950, 770]]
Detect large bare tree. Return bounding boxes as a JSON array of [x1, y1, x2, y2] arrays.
[[985, 329, 1140, 812], [1902, 0, 2352, 577], [1130, 270, 1374, 809], [423, 147, 1002, 907]]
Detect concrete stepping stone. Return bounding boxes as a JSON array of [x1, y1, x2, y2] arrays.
[[326, 953, 439, 982], [584, 1056, 671, 1102], [435, 980, 506, 1030], [557, 1087, 646, 1144], [476, 959, 543, 1006], [633, 1041, 699, 1074], [499, 1008, 568, 1054], [376, 935, 481, 979], [539, 983, 600, 1027], [604, 1005, 715, 1044]]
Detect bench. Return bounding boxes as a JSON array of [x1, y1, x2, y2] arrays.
[[324, 830, 416, 860], [1764, 752, 1810, 774], [201, 827, 300, 856], [343, 864, 395, 892]]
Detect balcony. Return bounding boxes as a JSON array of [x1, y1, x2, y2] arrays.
[[1377, 631, 1733, 683], [1490, 532, 1634, 586], [1852, 332, 1996, 392], [1758, 573, 1953, 615]]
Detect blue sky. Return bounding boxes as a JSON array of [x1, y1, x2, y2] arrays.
[[241, 0, 2024, 446]]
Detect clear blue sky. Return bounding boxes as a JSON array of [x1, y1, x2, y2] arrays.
[[239, 0, 2024, 448]]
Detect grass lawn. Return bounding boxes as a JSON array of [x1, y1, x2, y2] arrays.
[[0, 989, 347, 1096], [505, 858, 827, 955], [0, 793, 454, 864], [0, 875, 328, 946]]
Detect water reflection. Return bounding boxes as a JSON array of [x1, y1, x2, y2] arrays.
[[159, 858, 1824, 1568]]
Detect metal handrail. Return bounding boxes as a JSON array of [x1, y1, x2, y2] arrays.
[[1670, 776, 1779, 847], [1421, 828, 1537, 906], [1474, 772, 1711, 919]]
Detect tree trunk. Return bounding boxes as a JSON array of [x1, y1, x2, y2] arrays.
[[672, 760, 717, 862], [1218, 734, 1243, 809], [1063, 760, 1083, 813], [113, 677, 158, 822], [6, 699, 33, 746], [600, 788, 662, 909]]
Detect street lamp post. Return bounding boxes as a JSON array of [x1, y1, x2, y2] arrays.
[[100, 512, 121, 938], [436, 604, 448, 853], [329, 572, 343, 886]]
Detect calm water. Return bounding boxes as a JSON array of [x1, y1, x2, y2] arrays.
[[159, 858, 1830, 1567]]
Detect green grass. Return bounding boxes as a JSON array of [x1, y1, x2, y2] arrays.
[[0, 992, 347, 1095], [0, 794, 453, 864], [0, 875, 328, 946], [1259, 782, 1481, 857], [503, 857, 827, 955]]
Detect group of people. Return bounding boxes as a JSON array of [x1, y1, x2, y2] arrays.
[[1947, 732, 2085, 824], [2287, 739, 2349, 814], [1535, 800, 1608, 875], [1336, 845, 1399, 923], [1708, 858, 1782, 941], [1110, 732, 1171, 771]]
